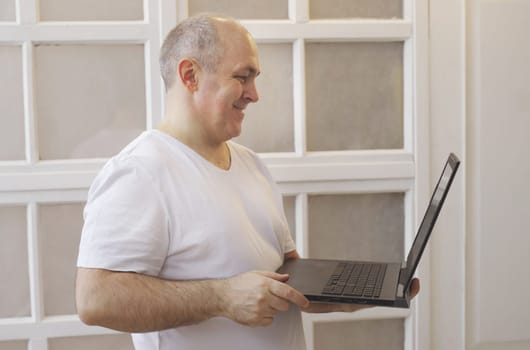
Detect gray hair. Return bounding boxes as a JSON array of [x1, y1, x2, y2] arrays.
[[159, 14, 225, 91]]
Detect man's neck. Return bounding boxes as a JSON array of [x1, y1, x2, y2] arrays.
[[156, 119, 232, 170]]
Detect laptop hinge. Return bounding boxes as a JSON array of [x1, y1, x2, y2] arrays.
[[397, 283, 405, 298], [398, 267, 409, 288]]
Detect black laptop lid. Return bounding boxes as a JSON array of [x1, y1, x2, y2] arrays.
[[399, 153, 461, 288]]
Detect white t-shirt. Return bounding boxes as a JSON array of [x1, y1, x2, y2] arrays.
[[77, 130, 305, 350]]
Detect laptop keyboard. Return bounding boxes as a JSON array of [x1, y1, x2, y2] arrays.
[[322, 262, 387, 298]]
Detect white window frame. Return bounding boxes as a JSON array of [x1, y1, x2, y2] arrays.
[[0, 0, 431, 349]]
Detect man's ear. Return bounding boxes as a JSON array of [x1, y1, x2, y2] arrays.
[[177, 58, 199, 92]]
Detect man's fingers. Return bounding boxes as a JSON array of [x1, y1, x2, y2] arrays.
[[268, 295, 290, 312], [409, 278, 420, 299], [260, 316, 274, 327], [268, 280, 309, 308], [256, 271, 289, 282], [254, 270, 309, 307]]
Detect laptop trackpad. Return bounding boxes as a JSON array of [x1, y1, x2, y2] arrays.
[[278, 258, 338, 296]]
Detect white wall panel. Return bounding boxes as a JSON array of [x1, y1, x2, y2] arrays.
[[39, 0, 143, 21], [309, 0, 403, 19], [0, 340, 28, 350], [188, 0, 288, 19], [429, 0, 466, 349], [35, 44, 146, 160], [468, 0, 530, 347], [0, 0, 16, 21], [0, 45, 25, 160], [0, 206, 30, 318], [314, 318, 404, 350]]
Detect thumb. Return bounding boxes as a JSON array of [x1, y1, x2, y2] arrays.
[[255, 271, 289, 282]]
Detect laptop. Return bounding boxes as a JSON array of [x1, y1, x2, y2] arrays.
[[277, 153, 460, 308]]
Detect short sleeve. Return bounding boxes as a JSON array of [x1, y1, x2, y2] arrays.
[[77, 156, 169, 276]]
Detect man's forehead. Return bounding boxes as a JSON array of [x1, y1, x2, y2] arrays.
[[222, 40, 260, 74], [214, 17, 248, 38]]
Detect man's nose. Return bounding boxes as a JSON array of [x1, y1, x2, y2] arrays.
[[244, 81, 259, 103]]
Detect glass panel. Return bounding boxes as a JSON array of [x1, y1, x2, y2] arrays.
[[0, 0, 16, 21], [306, 42, 403, 151], [308, 193, 404, 261], [35, 44, 146, 160], [39, 0, 143, 21], [0, 340, 28, 350], [0, 46, 25, 160], [49, 334, 133, 350], [0, 206, 30, 318], [314, 319, 404, 350], [234, 43, 294, 152], [188, 0, 288, 19], [310, 0, 402, 19], [282, 195, 296, 242], [39, 203, 84, 316]]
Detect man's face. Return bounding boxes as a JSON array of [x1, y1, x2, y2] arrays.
[[194, 25, 260, 144]]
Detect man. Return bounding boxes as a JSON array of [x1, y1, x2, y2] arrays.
[[76, 14, 419, 350]]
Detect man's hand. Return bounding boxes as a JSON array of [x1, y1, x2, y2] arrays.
[[408, 277, 420, 299], [218, 271, 309, 327]]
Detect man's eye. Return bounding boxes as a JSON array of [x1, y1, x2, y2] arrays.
[[234, 76, 248, 83]]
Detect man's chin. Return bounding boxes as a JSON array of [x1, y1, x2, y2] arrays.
[[221, 124, 243, 142], [229, 129, 242, 140]]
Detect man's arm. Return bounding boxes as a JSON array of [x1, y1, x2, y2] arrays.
[[283, 250, 420, 313], [76, 267, 309, 332]]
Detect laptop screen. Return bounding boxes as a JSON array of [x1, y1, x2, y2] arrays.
[[400, 153, 460, 288]]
